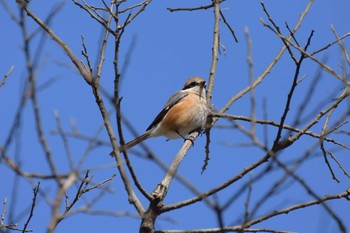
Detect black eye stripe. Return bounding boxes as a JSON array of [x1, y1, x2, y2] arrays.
[[188, 82, 197, 88], [183, 81, 199, 90]]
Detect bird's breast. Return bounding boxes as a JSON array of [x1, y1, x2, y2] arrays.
[[154, 95, 208, 139]]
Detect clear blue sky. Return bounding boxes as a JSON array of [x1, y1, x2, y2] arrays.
[[1, 1, 350, 232]]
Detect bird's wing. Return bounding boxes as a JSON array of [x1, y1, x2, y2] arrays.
[[146, 91, 188, 131]]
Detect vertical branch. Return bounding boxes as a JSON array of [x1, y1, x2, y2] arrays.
[[243, 174, 253, 225], [54, 111, 75, 170], [207, 0, 221, 104], [202, 0, 221, 173], [95, 12, 113, 83], [244, 26, 256, 140], [19, 6, 61, 185], [108, 0, 145, 214], [260, 2, 317, 149]]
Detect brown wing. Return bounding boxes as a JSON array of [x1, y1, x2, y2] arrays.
[[146, 91, 188, 131]]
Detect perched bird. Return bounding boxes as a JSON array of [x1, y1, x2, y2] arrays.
[[122, 76, 210, 151]]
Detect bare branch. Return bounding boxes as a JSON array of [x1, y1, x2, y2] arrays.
[[212, 113, 350, 149], [244, 188, 350, 229], [207, 0, 221, 104], [18, 0, 94, 84], [216, 0, 315, 120]]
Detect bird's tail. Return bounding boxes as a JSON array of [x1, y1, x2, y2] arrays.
[[122, 131, 151, 151]]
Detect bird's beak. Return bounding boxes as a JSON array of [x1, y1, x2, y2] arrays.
[[199, 81, 206, 97]]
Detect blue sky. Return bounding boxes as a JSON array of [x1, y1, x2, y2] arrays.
[[1, 1, 350, 232]]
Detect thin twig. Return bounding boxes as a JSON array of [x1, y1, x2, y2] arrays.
[[212, 113, 350, 150], [81, 35, 93, 74], [117, 98, 152, 201], [243, 174, 253, 225], [327, 150, 350, 179], [54, 110, 75, 170], [260, 2, 298, 64], [95, 8, 113, 83], [18, 1, 94, 84], [19, 5, 62, 187], [167, 3, 214, 12], [261, 20, 350, 86], [73, 0, 115, 36], [311, 32, 350, 56], [22, 182, 40, 233], [0, 65, 14, 88], [330, 25, 350, 66], [243, 188, 350, 230], [220, 9, 238, 43], [1, 197, 6, 226], [216, 0, 315, 121], [244, 26, 256, 142], [320, 108, 340, 182]]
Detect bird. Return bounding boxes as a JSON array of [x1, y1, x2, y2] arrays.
[[121, 76, 210, 151]]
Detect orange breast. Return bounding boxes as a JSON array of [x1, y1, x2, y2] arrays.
[[159, 94, 208, 139]]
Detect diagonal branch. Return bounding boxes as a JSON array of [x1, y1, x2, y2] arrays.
[[17, 0, 94, 84]]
